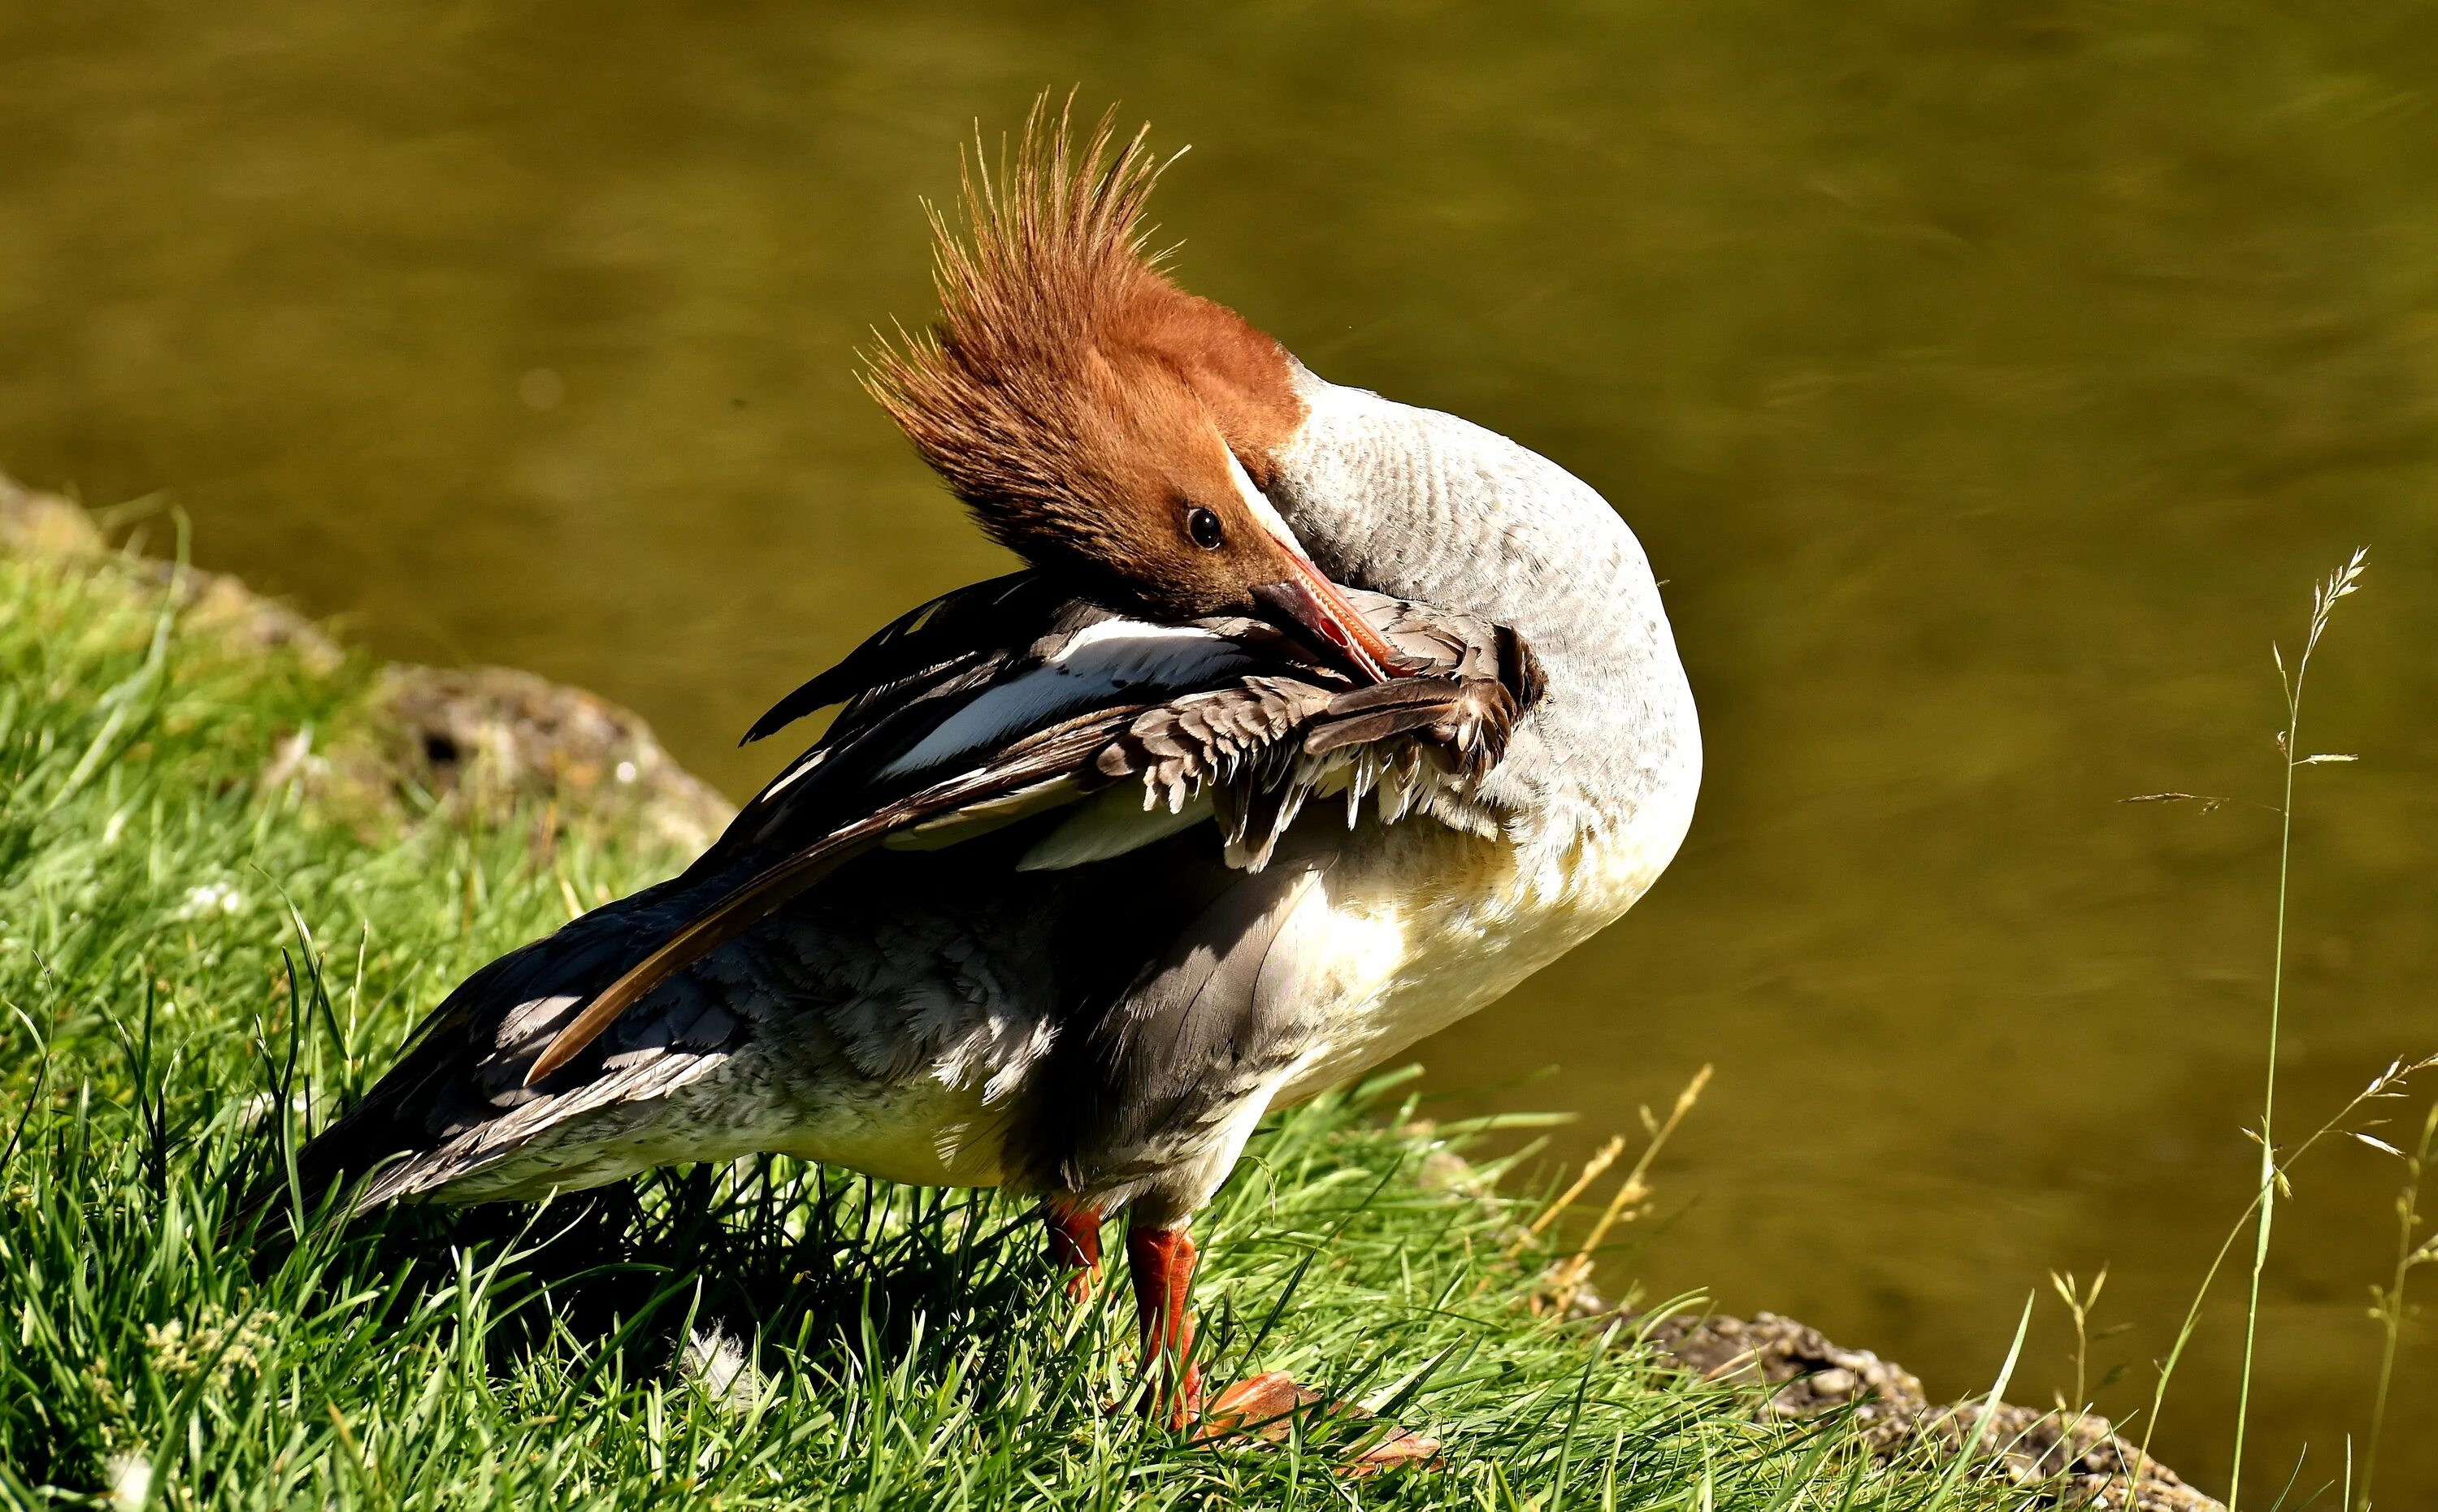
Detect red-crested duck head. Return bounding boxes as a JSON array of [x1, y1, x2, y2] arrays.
[[865, 99, 1409, 682]]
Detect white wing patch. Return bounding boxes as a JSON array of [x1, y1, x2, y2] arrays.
[[877, 622, 1254, 782]]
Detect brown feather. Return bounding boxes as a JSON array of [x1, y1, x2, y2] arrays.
[[1302, 697, 1463, 757]]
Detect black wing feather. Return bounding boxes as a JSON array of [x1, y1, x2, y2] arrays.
[[739, 571, 1054, 746]]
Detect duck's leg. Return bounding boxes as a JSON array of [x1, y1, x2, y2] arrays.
[[1117, 1220, 1442, 1470], [1044, 1202, 1104, 1302], [1125, 1222, 1204, 1428]]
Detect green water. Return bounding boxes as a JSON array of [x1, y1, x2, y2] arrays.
[[7, 3, 2437, 1497]]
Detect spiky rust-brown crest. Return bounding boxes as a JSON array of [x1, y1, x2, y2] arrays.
[[865, 97, 1308, 622]]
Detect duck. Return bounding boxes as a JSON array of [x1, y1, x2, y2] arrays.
[[284, 102, 1701, 1445]]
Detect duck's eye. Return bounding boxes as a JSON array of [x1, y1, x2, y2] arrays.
[[1186, 506, 1225, 551]]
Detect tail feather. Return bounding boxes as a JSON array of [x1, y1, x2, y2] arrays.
[[245, 872, 722, 1235]]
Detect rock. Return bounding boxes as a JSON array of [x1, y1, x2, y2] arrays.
[[1, 471, 342, 672], [1915, 1402, 2223, 1512], [1, 471, 735, 858], [1627, 1310, 1928, 1448], [0, 474, 105, 555], [365, 664, 735, 854], [1618, 1306, 2223, 1511], [164, 562, 345, 675]]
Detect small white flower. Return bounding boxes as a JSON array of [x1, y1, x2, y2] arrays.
[[174, 882, 246, 920], [240, 1090, 313, 1122], [614, 759, 639, 785]]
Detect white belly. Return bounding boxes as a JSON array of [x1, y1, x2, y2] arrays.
[[1276, 802, 1692, 1105]]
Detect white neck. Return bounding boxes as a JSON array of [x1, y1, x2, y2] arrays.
[[1267, 366, 1702, 851]]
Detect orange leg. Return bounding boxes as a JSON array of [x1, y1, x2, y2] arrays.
[[1044, 1202, 1104, 1303], [1126, 1224, 1204, 1428], [1111, 1221, 1442, 1471]]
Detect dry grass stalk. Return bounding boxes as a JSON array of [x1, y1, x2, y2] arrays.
[[1538, 1064, 1712, 1313], [1516, 1134, 1625, 1251]]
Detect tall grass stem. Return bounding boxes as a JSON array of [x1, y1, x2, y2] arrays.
[[2228, 547, 2366, 1510]]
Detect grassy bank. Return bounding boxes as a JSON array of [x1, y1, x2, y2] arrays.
[[0, 518, 1995, 1508]]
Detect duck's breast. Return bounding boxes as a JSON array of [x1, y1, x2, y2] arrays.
[[1275, 774, 1695, 1103]]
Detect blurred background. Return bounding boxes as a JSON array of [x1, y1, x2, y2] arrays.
[[5, 2, 2435, 1497]]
